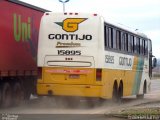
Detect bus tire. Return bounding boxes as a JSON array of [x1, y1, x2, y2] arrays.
[[13, 82, 25, 106], [112, 81, 118, 102], [118, 82, 123, 103], [137, 81, 146, 99], [1, 82, 12, 108]]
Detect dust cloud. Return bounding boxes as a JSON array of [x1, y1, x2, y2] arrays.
[[0, 95, 122, 114]]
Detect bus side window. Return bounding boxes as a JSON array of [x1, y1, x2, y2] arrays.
[[108, 27, 113, 48], [134, 36, 137, 53], [136, 37, 140, 54], [116, 30, 121, 50], [113, 29, 117, 49], [124, 33, 128, 52], [104, 26, 109, 50], [140, 38, 143, 55], [128, 34, 131, 53], [121, 32, 125, 51], [142, 39, 145, 55], [130, 35, 134, 53], [144, 40, 148, 55], [148, 40, 152, 54]]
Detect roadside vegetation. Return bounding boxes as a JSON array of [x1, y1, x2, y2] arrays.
[[105, 107, 160, 119]]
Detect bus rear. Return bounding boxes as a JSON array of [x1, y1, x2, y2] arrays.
[[37, 13, 104, 97]]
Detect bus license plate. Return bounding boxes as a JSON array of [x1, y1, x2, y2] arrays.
[[69, 74, 80, 79]]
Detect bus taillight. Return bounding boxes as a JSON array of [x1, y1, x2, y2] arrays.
[[38, 67, 42, 79], [96, 69, 102, 81]]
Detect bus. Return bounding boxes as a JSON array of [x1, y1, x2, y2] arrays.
[[37, 12, 154, 102]]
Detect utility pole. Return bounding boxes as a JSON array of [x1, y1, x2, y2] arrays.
[[59, 0, 70, 13]]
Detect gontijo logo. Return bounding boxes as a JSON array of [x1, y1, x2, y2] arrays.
[[55, 18, 87, 32], [49, 18, 92, 41]]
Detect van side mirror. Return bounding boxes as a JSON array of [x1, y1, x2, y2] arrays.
[[152, 57, 157, 69]]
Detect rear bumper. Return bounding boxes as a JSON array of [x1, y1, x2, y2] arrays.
[[37, 83, 102, 97]]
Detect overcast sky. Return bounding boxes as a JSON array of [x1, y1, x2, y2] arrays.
[[21, 0, 160, 58]]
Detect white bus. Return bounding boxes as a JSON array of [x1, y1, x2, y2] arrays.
[[37, 12, 154, 102]]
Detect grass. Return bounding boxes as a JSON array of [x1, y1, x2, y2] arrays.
[[120, 108, 160, 115], [105, 107, 160, 119]]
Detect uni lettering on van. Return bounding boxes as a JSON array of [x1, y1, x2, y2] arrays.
[[13, 13, 31, 42]]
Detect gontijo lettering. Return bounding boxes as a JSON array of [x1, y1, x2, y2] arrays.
[[119, 57, 132, 66], [49, 18, 93, 40], [48, 34, 92, 40]]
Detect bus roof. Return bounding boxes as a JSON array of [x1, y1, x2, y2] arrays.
[[104, 18, 149, 39], [44, 12, 149, 39]]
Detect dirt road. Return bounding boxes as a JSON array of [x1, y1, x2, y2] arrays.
[[0, 79, 160, 120]]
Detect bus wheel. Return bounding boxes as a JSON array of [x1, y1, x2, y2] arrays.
[[118, 82, 123, 103], [137, 81, 146, 99], [112, 82, 118, 102], [1, 82, 12, 108], [13, 82, 24, 106]]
